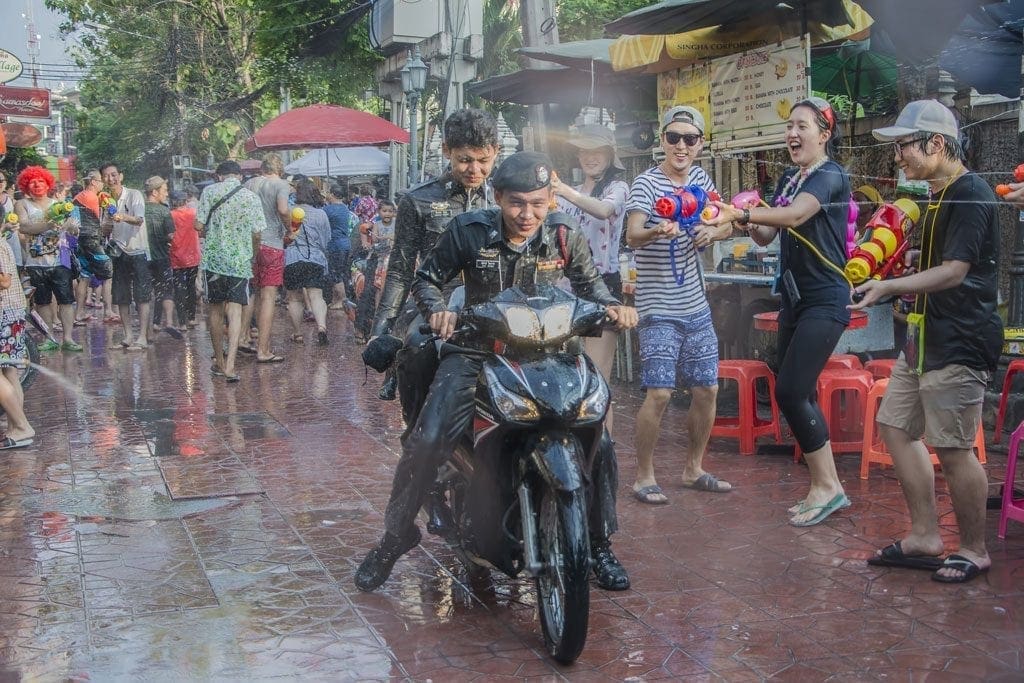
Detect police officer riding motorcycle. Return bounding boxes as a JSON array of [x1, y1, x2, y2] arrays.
[[355, 153, 639, 608]]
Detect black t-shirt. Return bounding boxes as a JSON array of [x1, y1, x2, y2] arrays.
[[914, 172, 1002, 372], [774, 160, 851, 324]]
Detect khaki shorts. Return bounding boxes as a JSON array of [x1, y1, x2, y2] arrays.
[[876, 357, 989, 450]]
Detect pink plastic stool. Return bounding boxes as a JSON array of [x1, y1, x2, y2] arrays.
[[998, 420, 1024, 539], [994, 359, 1024, 444]]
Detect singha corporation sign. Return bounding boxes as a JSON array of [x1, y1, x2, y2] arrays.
[[0, 85, 50, 118], [0, 49, 24, 84]]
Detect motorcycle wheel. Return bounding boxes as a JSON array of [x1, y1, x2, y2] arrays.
[[534, 487, 590, 664]]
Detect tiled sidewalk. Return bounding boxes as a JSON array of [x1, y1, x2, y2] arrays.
[[0, 314, 1021, 681]]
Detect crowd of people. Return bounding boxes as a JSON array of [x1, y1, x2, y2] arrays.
[[0, 95, 1016, 589]]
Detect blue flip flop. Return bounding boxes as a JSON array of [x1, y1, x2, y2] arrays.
[[790, 493, 851, 527]]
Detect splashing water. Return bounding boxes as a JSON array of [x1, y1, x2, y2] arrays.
[[21, 361, 90, 400]]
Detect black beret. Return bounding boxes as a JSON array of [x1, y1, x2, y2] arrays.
[[491, 151, 553, 193]]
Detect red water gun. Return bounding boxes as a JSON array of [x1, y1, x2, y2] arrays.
[[652, 185, 721, 229], [843, 198, 921, 284], [995, 163, 1024, 196]]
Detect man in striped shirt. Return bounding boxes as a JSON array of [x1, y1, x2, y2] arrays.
[[624, 106, 735, 504]]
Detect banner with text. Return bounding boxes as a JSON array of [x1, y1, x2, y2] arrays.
[[709, 36, 808, 152], [0, 85, 50, 118]]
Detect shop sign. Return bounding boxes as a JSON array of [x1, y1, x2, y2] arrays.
[[0, 85, 50, 118], [0, 49, 23, 84]]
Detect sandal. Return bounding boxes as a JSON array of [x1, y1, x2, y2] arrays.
[[290, 334, 304, 344], [632, 484, 669, 505]]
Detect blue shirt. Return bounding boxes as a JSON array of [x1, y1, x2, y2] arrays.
[[323, 203, 353, 252]]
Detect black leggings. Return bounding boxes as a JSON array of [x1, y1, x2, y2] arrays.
[[775, 315, 846, 453]]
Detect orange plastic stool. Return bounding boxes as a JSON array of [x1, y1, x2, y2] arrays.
[[998, 420, 1024, 539], [864, 358, 896, 380], [796, 368, 873, 461], [824, 354, 863, 371], [994, 358, 1024, 444], [712, 360, 782, 456], [860, 378, 988, 478]]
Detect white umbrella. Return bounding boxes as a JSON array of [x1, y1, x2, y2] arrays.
[[284, 146, 391, 178]]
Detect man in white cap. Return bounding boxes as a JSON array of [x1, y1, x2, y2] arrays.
[[852, 99, 1001, 584], [623, 105, 735, 504]]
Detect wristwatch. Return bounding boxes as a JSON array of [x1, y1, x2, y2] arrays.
[[737, 208, 751, 226]]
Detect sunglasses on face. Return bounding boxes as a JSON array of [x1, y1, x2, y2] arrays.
[[664, 131, 702, 146]]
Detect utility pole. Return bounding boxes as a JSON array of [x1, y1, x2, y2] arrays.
[[519, 0, 559, 152], [279, 84, 292, 165]]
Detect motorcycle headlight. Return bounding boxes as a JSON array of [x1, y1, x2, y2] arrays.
[[539, 303, 573, 340], [484, 367, 541, 422], [577, 375, 609, 422], [500, 304, 541, 340]]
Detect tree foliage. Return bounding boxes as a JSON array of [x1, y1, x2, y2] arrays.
[[46, 0, 381, 183]]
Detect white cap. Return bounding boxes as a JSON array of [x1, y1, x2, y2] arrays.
[[661, 106, 705, 136], [872, 99, 958, 141]]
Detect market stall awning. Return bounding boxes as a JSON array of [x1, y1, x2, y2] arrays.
[[284, 146, 391, 178], [856, 0, 1005, 64], [245, 104, 409, 153], [606, 0, 854, 37], [938, 0, 1024, 98], [609, 0, 872, 71], [466, 66, 655, 109], [518, 39, 617, 70]]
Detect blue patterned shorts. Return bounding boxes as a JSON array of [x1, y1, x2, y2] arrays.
[[639, 310, 719, 389]]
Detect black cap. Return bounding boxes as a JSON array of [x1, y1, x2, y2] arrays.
[[491, 151, 553, 193]]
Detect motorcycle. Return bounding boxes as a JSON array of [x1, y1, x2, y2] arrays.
[[407, 284, 610, 664]]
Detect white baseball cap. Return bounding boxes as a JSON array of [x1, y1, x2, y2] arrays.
[[872, 99, 959, 141], [661, 106, 705, 136]]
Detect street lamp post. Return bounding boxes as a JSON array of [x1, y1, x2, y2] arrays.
[[400, 48, 428, 188]]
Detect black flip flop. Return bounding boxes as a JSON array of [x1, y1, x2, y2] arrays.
[[931, 554, 988, 583], [867, 541, 944, 571]]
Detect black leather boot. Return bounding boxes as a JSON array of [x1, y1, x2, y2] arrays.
[[424, 487, 455, 536], [592, 541, 630, 591], [378, 370, 398, 401], [354, 526, 422, 591]]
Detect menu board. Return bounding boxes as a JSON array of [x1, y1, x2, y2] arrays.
[[657, 63, 712, 138], [709, 36, 807, 151]]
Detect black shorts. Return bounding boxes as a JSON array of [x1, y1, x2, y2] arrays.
[[111, 253, 153, 306], [27, 265, 75, 305], [283, 261, 326, 291], [148, 259, 174, 302], [203, 271, 249, 306]]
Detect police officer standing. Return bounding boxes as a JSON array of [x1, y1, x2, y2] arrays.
[[355, 151, 639, 592]]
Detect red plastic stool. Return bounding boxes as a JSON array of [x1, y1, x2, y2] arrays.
[[864, 358, 896, 381], [712, 360, 782, 456], [861, 378, 988, 478], [998, 420, 1024, 539], [796, 368, 874, 461], [825, 354, 863, 371], [994, 358, 1024, 444]]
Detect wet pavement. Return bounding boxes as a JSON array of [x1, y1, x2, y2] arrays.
[[1, 310, 1023, 681]]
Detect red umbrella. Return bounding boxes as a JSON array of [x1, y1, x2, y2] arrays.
[[244, 104, 409, 152]]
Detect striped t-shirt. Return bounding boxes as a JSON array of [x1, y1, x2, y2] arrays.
[[625, 165, 715, 319]]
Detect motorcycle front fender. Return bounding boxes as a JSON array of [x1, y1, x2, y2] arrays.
[[526, 434, 585, 492]]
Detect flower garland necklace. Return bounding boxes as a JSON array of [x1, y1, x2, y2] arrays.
[[773, 156, 828, 208]]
